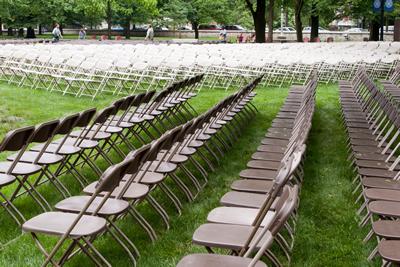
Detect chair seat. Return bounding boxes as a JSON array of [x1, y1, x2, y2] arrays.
[[157, 153, 188, 164], [188, 140, 204, 148], [207, 207, 275, 226], [362, 177, 400, 190], [55, 196, 130, 216], [264, 132, 290, 140], [373, 220, 400, 239], [230, 179, 273, 194], [99, 125, 123, 134], [220, 191, 268, 208], [0, 174, 16, 187], [257, 145, 286, 153], [379, 240, 400, 263], [0, 161, 42, 175], [261, 138, 289, 146], [355, 159, 392, 170], [251, 152, 283, 162], [359, 168, 396, 178], [365, 188, 400, 202], [109, 120, 134, 129], [179, 147, 197, 155], [204, 128, 217, 135], [22, 212, 107, 237], [192, 223, 268, 251], [177, 253, 267, 267], [54, 138, 99, 149], [70, 130, 111, 140], [246, 160, 281, 170], [354, 152, 390, 162], [84, 181, 149, 200], [32, 143, 81, 155], [150, 110, 163, 116], [7, 151, 64, 165], [196, 134, 212, 141], [239, 169, 278, 180], [142, 161, 177, 173], [369, 200, 400, 217], [352, 145, 384, 154], [123, 171, 165, 185]]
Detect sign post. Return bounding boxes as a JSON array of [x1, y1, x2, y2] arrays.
[[373, 0, 394, 41], [381, 0, 385, 41]]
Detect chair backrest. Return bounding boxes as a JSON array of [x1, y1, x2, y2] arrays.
[[269, 185, 299, 235], [0, 126, 35, 152], [125, 144, 151, 174], [55, 113, 81, 135], [95, 162, 129, 193], [112, 98, 126, 112], [119, 95, 136, 111], [31, 120, 60, 143], [75, 108, 97, 127], [145, 133, 170, 162], [93, 106, 115, 124]]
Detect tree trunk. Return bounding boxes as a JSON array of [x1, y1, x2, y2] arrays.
[[254, 15, 266, 43], [266, 0, 275, 43], [310, 2, 319, 41], [284, 6, 289, 27], [7, 27, 13, 36], [192, 21, 199, 39], [244, 0, 266, 43], [124, 18, 131, 39], [38, 24, 42, 35], [106, 0, 112, 39], [370, 19, 380, 41], [0, 18, 2, 36], [26, 27, 36, 38], [18, 28, 24, 38], [294, 0, 304, 42]]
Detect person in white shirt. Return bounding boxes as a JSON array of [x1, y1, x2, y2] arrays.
[[145, 25, 154, 41], [52, 24, 62, 42], [78, 28, 86, 40], [219, 27, 227, 42]]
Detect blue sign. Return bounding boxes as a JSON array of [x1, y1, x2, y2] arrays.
[[373, 0, 394, 12]]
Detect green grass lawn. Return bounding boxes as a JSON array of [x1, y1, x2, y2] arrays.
[[0, 81, 378, 266]]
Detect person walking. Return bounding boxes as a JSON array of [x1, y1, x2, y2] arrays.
[[78, 28, 86, 40], [219, 27, 227, 43], [52, 24, 62, 42], [145, 25, 154, 41]]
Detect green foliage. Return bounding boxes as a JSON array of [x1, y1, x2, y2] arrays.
[[158, 0, 252, 28]]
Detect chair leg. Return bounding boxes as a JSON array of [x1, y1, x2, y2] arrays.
[[159, 183, 183, 215], [127, 207, 157, 242], [0, 191, 26, 226], [146, 194, 170, 229]]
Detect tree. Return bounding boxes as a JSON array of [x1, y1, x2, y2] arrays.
[[310, 1, 318, 41], [159, 0, 230, 39], [244, 0, 266, 42], [267, 0, 275, 42], [116, 0, 158, 39], [75, 0, 106, 29], [293, 0, 304, 42]]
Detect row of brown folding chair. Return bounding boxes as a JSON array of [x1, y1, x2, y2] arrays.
[[339, 68, 400, 266], [380, 80, 400, 108], [388, 65, 400, 86], [177, 76, 318, 267], [0, 75, 204, 228], [20, 76, 262, 266]]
